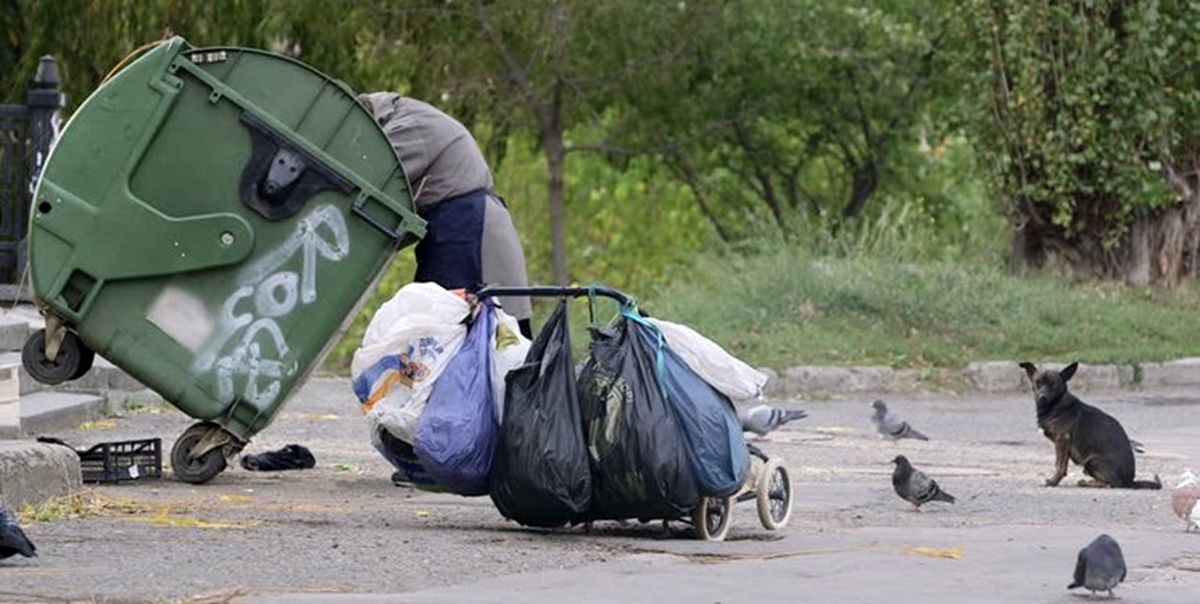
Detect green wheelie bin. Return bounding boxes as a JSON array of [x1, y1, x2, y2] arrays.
[[21, 37, 424, 483]]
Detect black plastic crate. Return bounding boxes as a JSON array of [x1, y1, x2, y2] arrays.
[[76, 438, 163, 484]]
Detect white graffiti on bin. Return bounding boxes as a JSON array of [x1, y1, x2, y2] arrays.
[[194, 204, 350, 409]]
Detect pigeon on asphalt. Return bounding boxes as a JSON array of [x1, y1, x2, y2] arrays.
[[739, 405, 808, 437], [1172, 469, 1200, 532], [0, 505, 36, 560], [890, 455, 955, 511], [1068, 534, 1126, 597], [872, 400, 929, 441]]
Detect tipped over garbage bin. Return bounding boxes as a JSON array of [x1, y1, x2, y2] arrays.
[[22, 37, 424, 484]]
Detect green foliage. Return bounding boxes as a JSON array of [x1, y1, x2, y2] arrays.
[[647, 249, 1200, 369], [617, 0, 965, 241], [960, 0, 1199, 244]]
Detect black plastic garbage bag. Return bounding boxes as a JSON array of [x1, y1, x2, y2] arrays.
[[578, 311, 699, 521], [490, 300, 591, 526], [630, 317, 750, 498]]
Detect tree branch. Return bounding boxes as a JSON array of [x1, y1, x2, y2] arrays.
[[474, 0, 549, 129]]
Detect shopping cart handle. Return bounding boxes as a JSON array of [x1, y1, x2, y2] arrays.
[[474, 285, 635, 307]]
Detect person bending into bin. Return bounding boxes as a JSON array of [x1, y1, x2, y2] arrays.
[[358, 92, 533, 338], [358, 92, 532, 487]]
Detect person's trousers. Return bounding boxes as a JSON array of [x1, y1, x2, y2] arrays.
[[414, 190, 532, 336]]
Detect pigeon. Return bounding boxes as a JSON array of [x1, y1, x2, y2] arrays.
[[1130, 439, 1146, 455], [1068, 534, 1126, 597], [1171, 469, 1200, 532], [890, 455, 955, 511], [739, 405, 808, 437], [872, 400, 929, 441], [0, 505, 36, 560]]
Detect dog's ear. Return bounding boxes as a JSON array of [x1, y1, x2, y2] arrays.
[[1060, 362, 1078, 382], [1019, 362, 1037, 380]]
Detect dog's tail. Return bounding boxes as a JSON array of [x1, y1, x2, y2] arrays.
[[1132, 474, 1162, 490]]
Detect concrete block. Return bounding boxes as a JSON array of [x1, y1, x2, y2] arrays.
[[1140, 357, 1200, 388], [758, 367, 783, 397], [0, 360, 19, 439], [1069, 364, 1125, 391], [104, 388, 166, 411], [891, 368, 926, 392], [0, 315, 30, 352], [58, 356, 145, 394], [19, 391, 106, 435], [780, 365, 896, 394], [962, 361, 1025, 392], [102, 361, 146, 391], [0, 441, 81, 508]]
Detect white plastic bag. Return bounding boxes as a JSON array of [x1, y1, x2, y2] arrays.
[[648, 318, 768, 401], [352, 282, 471, 443], [490, 305, 531, 423]]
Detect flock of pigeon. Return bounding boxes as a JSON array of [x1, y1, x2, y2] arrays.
[[739, 399, 1200, 598]]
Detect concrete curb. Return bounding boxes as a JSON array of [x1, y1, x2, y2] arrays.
[[19, 392, 108, 435], [762, 357, 1200, 397], [0, 441, 81, 508]]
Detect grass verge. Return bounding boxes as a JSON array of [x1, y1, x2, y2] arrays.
[[639, 250, 1200, 369]]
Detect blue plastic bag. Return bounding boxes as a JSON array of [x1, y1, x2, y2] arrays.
[[627, 310, 749, 497], [414, 301, 498, 496]]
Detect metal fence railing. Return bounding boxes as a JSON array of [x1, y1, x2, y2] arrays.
[[0, 56, 66, 302]]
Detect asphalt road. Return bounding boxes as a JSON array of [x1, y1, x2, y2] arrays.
[[2, 378, 1198, 603]]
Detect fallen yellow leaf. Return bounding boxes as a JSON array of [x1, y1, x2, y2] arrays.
[[905, 546, 964, 560], [217, 494, 254, 503], [285, 412, 340, 421], [812, 426, 855, 435], [77, 419, 117, 431], [415, 510, 430, 518], [127, 507, 259, 530]]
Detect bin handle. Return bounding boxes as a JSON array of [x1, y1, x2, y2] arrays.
[[352, 192, 418, 243]]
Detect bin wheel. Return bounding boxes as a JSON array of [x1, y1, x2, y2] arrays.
[[22, 329, 88, 385], [72, 346, 96, 380], [693, 495, 734, 541], [756, 458, 793, 530], [171, 423, 228, 484]]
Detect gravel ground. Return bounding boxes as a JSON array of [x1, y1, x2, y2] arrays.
[[2, 378, 1198, 602]]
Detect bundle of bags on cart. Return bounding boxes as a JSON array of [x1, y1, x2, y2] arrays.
[[351, 282, 769, 527]]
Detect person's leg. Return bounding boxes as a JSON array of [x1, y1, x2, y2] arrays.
[[481, 195, 532, 337]]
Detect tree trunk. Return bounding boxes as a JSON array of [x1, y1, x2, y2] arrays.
[[544, 117, 568, 286], [669, 153, 732, 243], [1018, 197, 1200, 287], [842, 158, 879, 219], [1009, 223, 1029, 276], [1124, 217, 1152, 286]]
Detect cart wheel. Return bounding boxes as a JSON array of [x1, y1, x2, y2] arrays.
[[756, 458, 793, 530], [693, 495, 734, 541], [171, 423, 228, 484], [22, 329, 88, 385]]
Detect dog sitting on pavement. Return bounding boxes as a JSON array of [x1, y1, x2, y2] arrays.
[[1019, 362, 1161, 490]]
